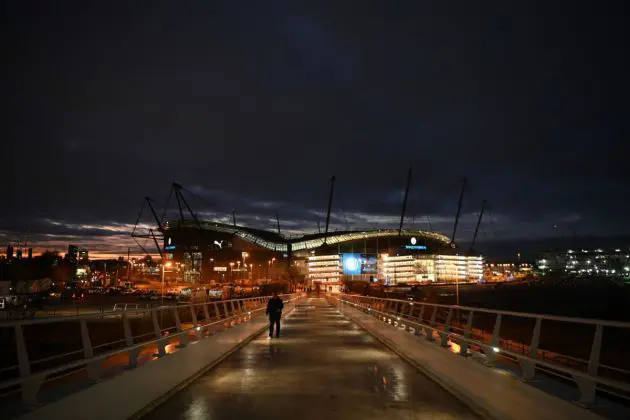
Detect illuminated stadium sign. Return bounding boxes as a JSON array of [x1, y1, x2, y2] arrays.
[[405, 245, 427, 250], [342, 254, 377, 275]]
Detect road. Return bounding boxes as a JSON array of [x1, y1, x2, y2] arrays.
[[144, 298, 479, 420]]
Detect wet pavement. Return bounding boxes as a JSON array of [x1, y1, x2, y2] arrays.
[[145, 298, 480, 420]]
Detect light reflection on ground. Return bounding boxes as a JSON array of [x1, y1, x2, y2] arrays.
[[145, 298, 480, 420]]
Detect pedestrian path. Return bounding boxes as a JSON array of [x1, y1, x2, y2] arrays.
[[145, 298, 479, 420]]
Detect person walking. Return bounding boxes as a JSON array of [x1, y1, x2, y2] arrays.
[[266, 292, 284, 338]]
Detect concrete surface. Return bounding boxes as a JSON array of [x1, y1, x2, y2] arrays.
[[339, 301, 605, 420], [144, 298, 479, 420]]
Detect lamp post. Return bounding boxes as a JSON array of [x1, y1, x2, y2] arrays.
[[229, 262, 234, 284], [161, 261, 172, 306]]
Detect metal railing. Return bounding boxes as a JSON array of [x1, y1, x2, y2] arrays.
[[0, 294, 298, 407], [112, 303, 151, 313], [332, 294, 630, 406]]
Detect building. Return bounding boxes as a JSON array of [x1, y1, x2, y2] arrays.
[[67, 245, 79, 265], [535, 248, 630, 277], [483, 261, 534, 282], [162, 220, 484, 289]]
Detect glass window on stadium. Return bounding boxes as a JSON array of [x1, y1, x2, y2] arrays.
[[184, 252, 202, 284]]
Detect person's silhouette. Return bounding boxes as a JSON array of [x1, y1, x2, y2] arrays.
[[265, 292, 284, 338]]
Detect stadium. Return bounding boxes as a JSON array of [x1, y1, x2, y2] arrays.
[[135, 179, 484, 292], [161, 221, 483, 292]]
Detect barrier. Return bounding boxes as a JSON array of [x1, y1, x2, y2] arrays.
[[335, 297, 604, 420], [332, 294, 630, 407], [112, 303, 150, 312], [0, 294, 297, 413]]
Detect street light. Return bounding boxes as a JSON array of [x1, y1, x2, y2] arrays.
[[162, 261, 173, 306]]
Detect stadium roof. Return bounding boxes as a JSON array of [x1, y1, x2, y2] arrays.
[[166, 220, 452, 253]]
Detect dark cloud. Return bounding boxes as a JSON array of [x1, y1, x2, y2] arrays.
[[1, 1, 628, 257]]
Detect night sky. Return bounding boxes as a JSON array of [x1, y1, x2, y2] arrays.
[[2, 1, 628, 259]]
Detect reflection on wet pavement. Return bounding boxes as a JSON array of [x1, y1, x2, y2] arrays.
[[145, 298, 479, 420]]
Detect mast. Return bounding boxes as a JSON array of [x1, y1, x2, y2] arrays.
[[145, 197, 162, 231], [398, 166, 412, 235], [469, 199, 487, 253], [173, 183, 202, 230], [276, 212, 281, 235], [127, 247, 131, 282], [232, 209, 237, 227], [324, 175, 336, 242], [450, 178, 467, 245]]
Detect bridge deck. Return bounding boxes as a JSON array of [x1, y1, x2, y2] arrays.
[[145, 298, 479, 420]]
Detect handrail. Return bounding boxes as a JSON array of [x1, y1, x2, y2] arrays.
[[113, 303, 149, 312], [352, 293, 630, 328], [0, 294, 298, 407], [333, 293, 630, 407]]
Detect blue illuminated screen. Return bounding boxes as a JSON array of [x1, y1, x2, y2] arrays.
[[342, 254, 377, 275]]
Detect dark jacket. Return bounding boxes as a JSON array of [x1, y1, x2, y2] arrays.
[[266, 296, 284, 317]]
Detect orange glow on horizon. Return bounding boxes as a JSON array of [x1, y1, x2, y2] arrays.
[[24, 249, 160, 261]]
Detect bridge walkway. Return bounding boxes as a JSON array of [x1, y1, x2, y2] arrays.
[[144, 298, 479, 420]]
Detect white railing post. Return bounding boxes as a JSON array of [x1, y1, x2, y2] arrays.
[[483, 314, 502, 366], [122, 312, 139, 368], [440, 308, 454, 348], [230, 300, 239, 324], [426, 307, 437, 342], [213, 302, 221, 321], [519, 317, 542, 381], [203, 303, 210, 325], [80, 319, 100, 381], [190, 304, 202, 339], [459, 310, 474, 357], [173, 307, 188, 348], [151, 309, 167, 357], [575, 323, 603, 405], [414, 304, 425, 336], [223, 301, 229, 319], [15, 324, 30, 378], [14, 324, 44, 406]]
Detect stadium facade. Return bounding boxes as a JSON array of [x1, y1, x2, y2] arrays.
[[162, 220, 483, 291]]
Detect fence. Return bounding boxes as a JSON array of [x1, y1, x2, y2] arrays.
[[0, 294, 298, 407], [332, 293, 630, 406]]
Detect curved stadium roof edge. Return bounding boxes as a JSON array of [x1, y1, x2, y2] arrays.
[[165, 220, 452, 253]]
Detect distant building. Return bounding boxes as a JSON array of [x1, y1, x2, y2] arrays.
[[67, 245, 79, 264], [6, 245, 14, 259], [484, 261, 533, 281], [79, 249, 89, 263], [16, 249, 22, 259], [27, 248, 33, 259], [535, 248, 630, 277]]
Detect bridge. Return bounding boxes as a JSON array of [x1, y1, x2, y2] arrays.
[[1, 294, 629, 420]]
